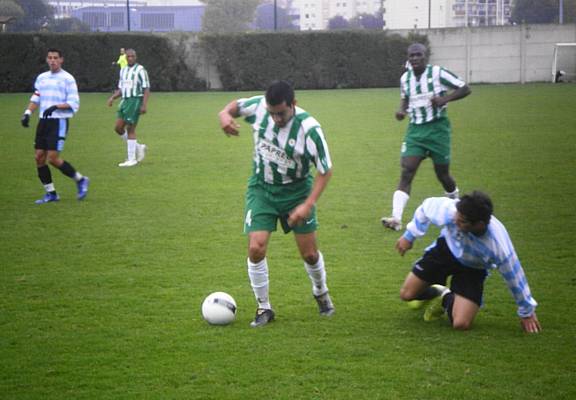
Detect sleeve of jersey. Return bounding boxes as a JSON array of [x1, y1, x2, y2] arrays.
[[495, 233, 538, 318], [439, 67, 466, 89], [141, 69, 150, 89], [403, 197, 454, 242], [306, 126, 332, 175], [30, 77, 40, 104], [65, 77, 80, 113], [400, 74, 407, 99], [237, 96, 263, 121]]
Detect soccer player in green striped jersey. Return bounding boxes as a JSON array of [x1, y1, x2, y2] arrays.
[[107, 49, 150, 167], [219, 81, 335, 327], [382, 43, 471, 232]]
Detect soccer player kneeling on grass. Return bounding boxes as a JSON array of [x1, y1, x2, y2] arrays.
[[395, 191, 541, 333], [218, 80, 335, 327]]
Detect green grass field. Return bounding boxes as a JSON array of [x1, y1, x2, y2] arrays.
[[1, 84, 575, 399]]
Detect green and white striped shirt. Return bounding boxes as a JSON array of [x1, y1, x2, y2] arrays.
[[118, 63, 150, 98], [238, 95, 332, 186], [401, 64, 465, 125]]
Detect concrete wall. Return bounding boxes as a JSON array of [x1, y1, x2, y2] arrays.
[[392, 24, 576, 84]]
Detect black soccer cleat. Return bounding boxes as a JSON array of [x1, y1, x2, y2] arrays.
[[314, 292, 335, 316], [250, 308, 275, 328]]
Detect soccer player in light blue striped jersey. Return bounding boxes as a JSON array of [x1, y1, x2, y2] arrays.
[[382, 43, 471, 232], [219, 81, 334, 327], [395, 191, 541, 333], [20, 48, 90, 204], [107, 49, 150, 167]]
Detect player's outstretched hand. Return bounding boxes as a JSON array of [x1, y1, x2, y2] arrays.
[[520, 313, 541, 334], [21, 113, 30, 127], [42, 105, 58, 119]]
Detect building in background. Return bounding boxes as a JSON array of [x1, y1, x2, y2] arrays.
[[451, 0, 513, 27], [296, 0, 383, 30], [383, 0, 513, 30], [49, 0, 146, 19], [70, 4, 204, 32]]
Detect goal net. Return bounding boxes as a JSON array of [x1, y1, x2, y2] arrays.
[[552, 43, 576, 83]]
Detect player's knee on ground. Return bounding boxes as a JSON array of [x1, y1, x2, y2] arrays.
[[399, 286, 417, 301], [451, 317, 473, 331]]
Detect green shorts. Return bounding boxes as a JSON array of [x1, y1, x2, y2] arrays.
[[402, 117, 452, 164], [117, 97, 143, 125], [244, 176, 317, 234]]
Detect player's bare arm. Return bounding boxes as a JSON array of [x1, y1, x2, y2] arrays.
[[395, 236, 413, 256], [431, 85, 471, 107], [140, 88, 150, 114], [26, 102, 38, 113], [107, 89, 121, 106], [218, 100, 241, 137], [288, 170, 332, 227], [395, 98, 408, 121]]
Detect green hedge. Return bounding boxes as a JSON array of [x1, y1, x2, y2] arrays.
[[0, 31, 427, 92], [0, 33, 206, 92], [201, 30, 428, 90]]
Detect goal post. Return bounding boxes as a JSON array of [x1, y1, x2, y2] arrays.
[[552, 43, 576, 83]]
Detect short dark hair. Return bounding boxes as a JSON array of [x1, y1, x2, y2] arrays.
[[47, 48, 63, 57], [265, 80, 294, 106], [456, 191, 493, 225]]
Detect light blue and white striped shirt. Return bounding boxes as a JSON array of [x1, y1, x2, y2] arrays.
[[403, 197, 538, 318], [31, 69, 79, 119]]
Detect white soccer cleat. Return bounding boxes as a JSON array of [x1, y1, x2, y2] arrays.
[[381, 216, 402, 231], [118, 159, 138, 167], [136, 144, 147, 162]]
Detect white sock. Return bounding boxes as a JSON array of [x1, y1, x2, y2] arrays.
[[305, 251, 328, 296], [248, 258, 271, 309], [127, 139, 137, 161], [44, 183, 55, 192], [120, 132, 128, 142], [445, 187, 460, 199], [392, 190, 410, 221], [74, 172, 84, 182]]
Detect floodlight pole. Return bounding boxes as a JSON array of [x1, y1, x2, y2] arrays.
[[274, 0, 278, 31], [127, 0, 131, 31], [428, 0, 431, 29]]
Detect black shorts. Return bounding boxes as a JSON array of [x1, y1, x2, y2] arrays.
[[412, 237, 487, 306], [35, 119, 69, 151]]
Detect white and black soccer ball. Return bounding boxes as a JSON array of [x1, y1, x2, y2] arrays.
[[201, 292, 237, 325]]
